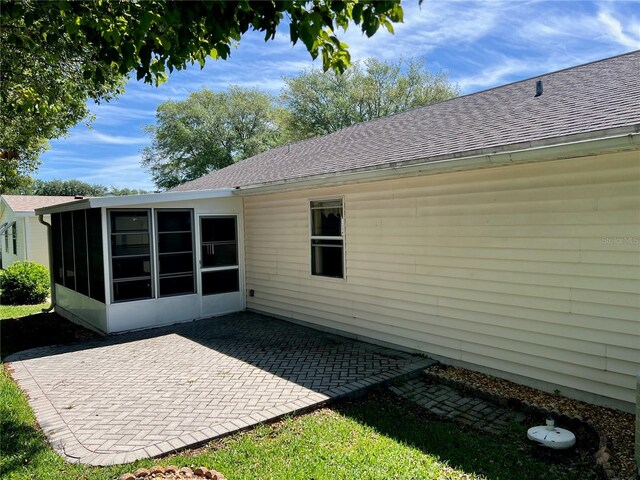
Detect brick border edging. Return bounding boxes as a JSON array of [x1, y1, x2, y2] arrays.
[[422, 370, 622, 480]]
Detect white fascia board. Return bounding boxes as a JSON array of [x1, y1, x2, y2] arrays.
[[35, 189, 235, 215], [236, 128, 640, 196]]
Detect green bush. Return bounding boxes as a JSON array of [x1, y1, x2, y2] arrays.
[[0, 261, 50, 305]]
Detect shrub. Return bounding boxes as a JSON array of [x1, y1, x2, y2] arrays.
[[0, 261, 50, 305]]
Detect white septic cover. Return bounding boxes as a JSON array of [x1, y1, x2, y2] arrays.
[[527, 425, 576, 450]]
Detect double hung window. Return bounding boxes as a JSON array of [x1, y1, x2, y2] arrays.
[[310, 199, 344, 278]]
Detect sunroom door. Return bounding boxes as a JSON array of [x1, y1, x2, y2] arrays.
[[198, 215, 243, 316]]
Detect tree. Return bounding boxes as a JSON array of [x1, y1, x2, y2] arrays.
[[30, 179, 109, 197], [142, 87, 282, 190], [1, 4, 124, 193], [8, 179, 150, 196], [1, 1, 405, 187], [281, 57, 459, 140], [109, 187, 151, 196]]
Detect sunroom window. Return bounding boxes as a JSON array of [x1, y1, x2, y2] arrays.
[[310, 199, 344, 278], [51, 209, 104, 302], [200, 216, 239, 295], [110, 210, 153, 302], [156, 209, 195, 297]]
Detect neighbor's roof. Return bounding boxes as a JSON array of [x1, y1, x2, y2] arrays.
[[1, 195, 78, 214], [174, 50, 640, 192]]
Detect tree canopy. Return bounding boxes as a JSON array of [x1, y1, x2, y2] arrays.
[[142, 87, 282, 190], [6, 179, 150, 197], [281, 57, 459, 140], [142, 57, 458, 190], [0, 5, 124, 193], [1, 1, 405, 192]]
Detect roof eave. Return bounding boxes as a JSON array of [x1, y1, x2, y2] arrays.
[[234, 126, 640, 196], [35, 188, 235, 215]]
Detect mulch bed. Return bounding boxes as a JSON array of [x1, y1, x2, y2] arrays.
[[425, 364, 636, 480], [0, 311, 99, 360]]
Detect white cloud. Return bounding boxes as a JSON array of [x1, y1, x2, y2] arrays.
[[58, 155, 155, 190], [330, 1, 510, 62], [89, 104, 156, 125], [60, 130, 148, 146], [597, 9, 640, 48]]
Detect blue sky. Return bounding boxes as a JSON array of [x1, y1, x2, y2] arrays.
[[38, 0, 640, 191]]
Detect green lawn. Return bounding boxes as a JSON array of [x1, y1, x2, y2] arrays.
[[1, 311, 597, 480], [0, 302, 49, 320]]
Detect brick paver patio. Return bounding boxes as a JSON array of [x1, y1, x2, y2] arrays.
[[6, 312, 434, 466], [389, 376, 526, 433]]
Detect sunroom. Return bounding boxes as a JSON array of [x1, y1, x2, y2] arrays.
[[36, 190, 244, 334]]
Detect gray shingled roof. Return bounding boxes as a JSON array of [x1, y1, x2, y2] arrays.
[[174, 51, 640, 191]]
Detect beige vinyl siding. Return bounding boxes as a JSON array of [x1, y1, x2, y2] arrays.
[[26, 215, 52, 267], [244, 151, 640, 405], [0, 215, 51, 269], [1, 215, 26, 268]]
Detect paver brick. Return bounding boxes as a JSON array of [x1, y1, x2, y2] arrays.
[[7, 312, 433, 465], [389, 377, 527, 435]]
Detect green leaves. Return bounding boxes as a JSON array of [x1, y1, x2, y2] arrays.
[[142, 87, 284, 190], [281, 57, 460, 141], [1, 0, 405, 188]]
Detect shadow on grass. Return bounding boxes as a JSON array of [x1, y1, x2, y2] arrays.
[[0, 311, 99, 360], [336, 391, 600, 480], [0, 414, 48, 477]]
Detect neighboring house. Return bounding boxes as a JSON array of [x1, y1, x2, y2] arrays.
[[37, 51, 639, 412], [0, 195, 77, 269]]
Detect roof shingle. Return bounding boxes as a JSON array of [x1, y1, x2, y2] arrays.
[[1, 195, 78, 213], [174, 51, 640, 191]]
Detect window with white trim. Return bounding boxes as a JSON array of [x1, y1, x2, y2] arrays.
[[310, 199, 344, 278], [51, 210, 105, 302], [110, 210, 153, 302], [11, 223, 17, 255], [200, 216, 239, 295], [156, 209, 195, 297]]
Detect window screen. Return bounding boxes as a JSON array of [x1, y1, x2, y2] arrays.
[[156, 210, 195, 297], [110, 210, 152, 302], [200, 216, 239, 295]]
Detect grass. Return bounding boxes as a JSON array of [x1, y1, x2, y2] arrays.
[[1, 311, 598, 480], [0, 301, 49, 321]]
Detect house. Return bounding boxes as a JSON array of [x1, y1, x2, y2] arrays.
[[0, 195, 77, 269], [36, 51, 639, 413]]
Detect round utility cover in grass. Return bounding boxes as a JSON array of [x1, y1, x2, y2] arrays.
[[527, 425, 576, 449]]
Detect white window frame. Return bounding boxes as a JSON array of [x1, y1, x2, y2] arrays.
[[155, 208, 196, 298], [198, 214, 240, 296], [11, 222, 17, 255], [309, 197, 345, 280], [108, 208, 155, 303]]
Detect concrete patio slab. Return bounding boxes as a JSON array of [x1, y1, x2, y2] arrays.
[[6, 312, 434, 466]]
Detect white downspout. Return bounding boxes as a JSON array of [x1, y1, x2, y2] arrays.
[[38, 214, 55, 313]]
